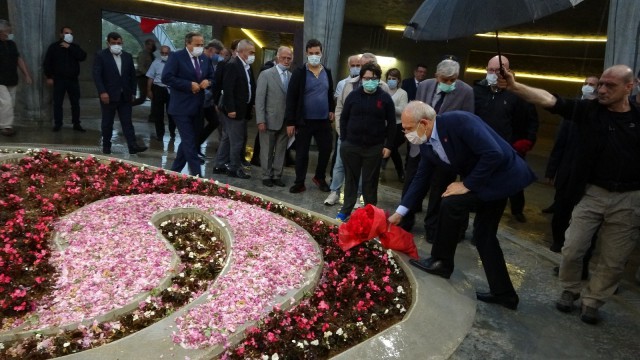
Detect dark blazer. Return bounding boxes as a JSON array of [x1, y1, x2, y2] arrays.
[[401, 111, 536, 208], [401, 78, 418, 101], [92, 48, 136, 101], [162, 48, 213, 117], [285, 64, 335, 126], [220, 56, 256, 120]]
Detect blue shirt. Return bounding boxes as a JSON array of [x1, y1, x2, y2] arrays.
[[303, 65, 330, 120]]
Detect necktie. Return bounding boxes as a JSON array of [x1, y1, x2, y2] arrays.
[[193, 57, 201, 81], [282, 70, 289, 89], [434, 92, 446, 113]]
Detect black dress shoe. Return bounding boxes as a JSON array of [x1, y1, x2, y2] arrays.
[[102, 147, 111, 155], [73, 125, 87, 132], [262, 179, 274, 187], [513, 213, 527, 223], [212, 167, 227, 175], [272, 179, 286, 187], [542, 204, 555, 214], [409, 258, 453, 279], [52, 125, 62, 132], [129, 145, 148, 154], [476, 291, 519, 310], [289, 183, 306, 193], [229, 169, 250, 179]]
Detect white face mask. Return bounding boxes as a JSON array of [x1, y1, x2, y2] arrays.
[[160, 55, 169, 62], [190, 46, 204, 57], [109, 44, 122, 55], [63, 33, 73, 43], [349, 66, 360, 77], [307, 54, 322, 66], [486, 73, 498, 85], [7, 33, 14, 41], [405, 123, 428, 145], [581, 85, 595, 98], [246, 55, 255, 65]]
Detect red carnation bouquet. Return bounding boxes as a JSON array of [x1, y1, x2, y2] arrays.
[[338, 204, 418, 259]]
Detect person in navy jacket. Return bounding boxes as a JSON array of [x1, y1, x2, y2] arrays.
[[389, 101, 536, 310], [93, 32, 147, 155], [162, 32, 213, 177]]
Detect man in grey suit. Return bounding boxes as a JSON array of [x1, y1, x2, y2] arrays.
[[255, 46, 293, 187], [401, 58, 474, 240]]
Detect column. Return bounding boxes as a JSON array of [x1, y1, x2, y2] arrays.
[[604, 0, 640, 71], [303, 0, 346, 84], [7, 0, 56, 123]]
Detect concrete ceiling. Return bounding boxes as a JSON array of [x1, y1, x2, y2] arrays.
[[188, 0, 608, 35]]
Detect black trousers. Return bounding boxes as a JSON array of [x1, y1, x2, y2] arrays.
[[150, 85, 175, 138], [197, 106, 219, 145], [340, 141, 383, 215], [53, 77, 81, 126], [294, 120, 333, 185], [132, 75, 149, 106], [424, 167, 468, 240], [432, 193, 516, 296], [382, 123, 406, 178]]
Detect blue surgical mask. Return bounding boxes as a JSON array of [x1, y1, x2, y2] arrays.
[[437, 81, 456, 93], [486, 73, 498, 85], [349, 66, 360, 77], [307, 54, 322, 66], [276, 63, 289, 71], [362, 79, 379, 93], [387, 79, 398, 89]]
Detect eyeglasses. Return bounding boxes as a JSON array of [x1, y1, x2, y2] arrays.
[[362, 77, 379, 81]]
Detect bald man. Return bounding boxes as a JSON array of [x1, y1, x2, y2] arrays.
[[474, 55, 539, 223], [501, 65, 640, 325]]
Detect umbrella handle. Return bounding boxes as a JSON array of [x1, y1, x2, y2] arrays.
[[495, 31, 506, 78]]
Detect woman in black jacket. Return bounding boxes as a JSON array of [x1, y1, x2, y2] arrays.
[[336, 62, 395, 221]]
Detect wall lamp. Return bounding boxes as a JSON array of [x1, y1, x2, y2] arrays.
[[241, 28, 265, 49], [466, 67, 584, 83]]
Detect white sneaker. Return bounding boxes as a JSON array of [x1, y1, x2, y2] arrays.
[[324, 191, 339, 206], [354, 196, 364, 209]]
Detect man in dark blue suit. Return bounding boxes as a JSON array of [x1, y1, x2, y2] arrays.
[[162, 32, 213, 177], [389, 101, 536, 310], [93, 32, 147, 155]]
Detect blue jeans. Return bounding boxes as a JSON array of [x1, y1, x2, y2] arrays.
[[330, 138, 362, 194]]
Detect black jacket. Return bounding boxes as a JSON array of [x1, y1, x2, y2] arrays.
[[285, 64, 335, 126], [44, 40, 87, 80], [547, 97, 640, 203], [473, 79, 538, 144], [401, 78, 418, 101], [340, 86, 395, 149], [221, 56, 256, 120]]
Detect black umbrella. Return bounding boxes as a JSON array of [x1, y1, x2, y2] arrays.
[[403, 0, 585, 72]]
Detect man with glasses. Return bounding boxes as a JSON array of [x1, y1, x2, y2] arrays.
[[146, 45, 175, 141]]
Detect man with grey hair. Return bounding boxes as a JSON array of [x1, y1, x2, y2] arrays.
[[0, 19, 33, 136], [213, 39, 256, 179], [389, 100, 535, 310], [401, 57, 474, 239], [334, 54, 361, 100], [255, 46, 293, 187]]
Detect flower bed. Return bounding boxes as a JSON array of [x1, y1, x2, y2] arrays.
[[0, 149, 411, 359]]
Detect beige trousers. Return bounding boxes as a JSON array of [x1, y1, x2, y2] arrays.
[[0, 85, 17, 129]]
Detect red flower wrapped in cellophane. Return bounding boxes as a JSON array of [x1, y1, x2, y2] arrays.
[[338, 204, 418, 259]]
